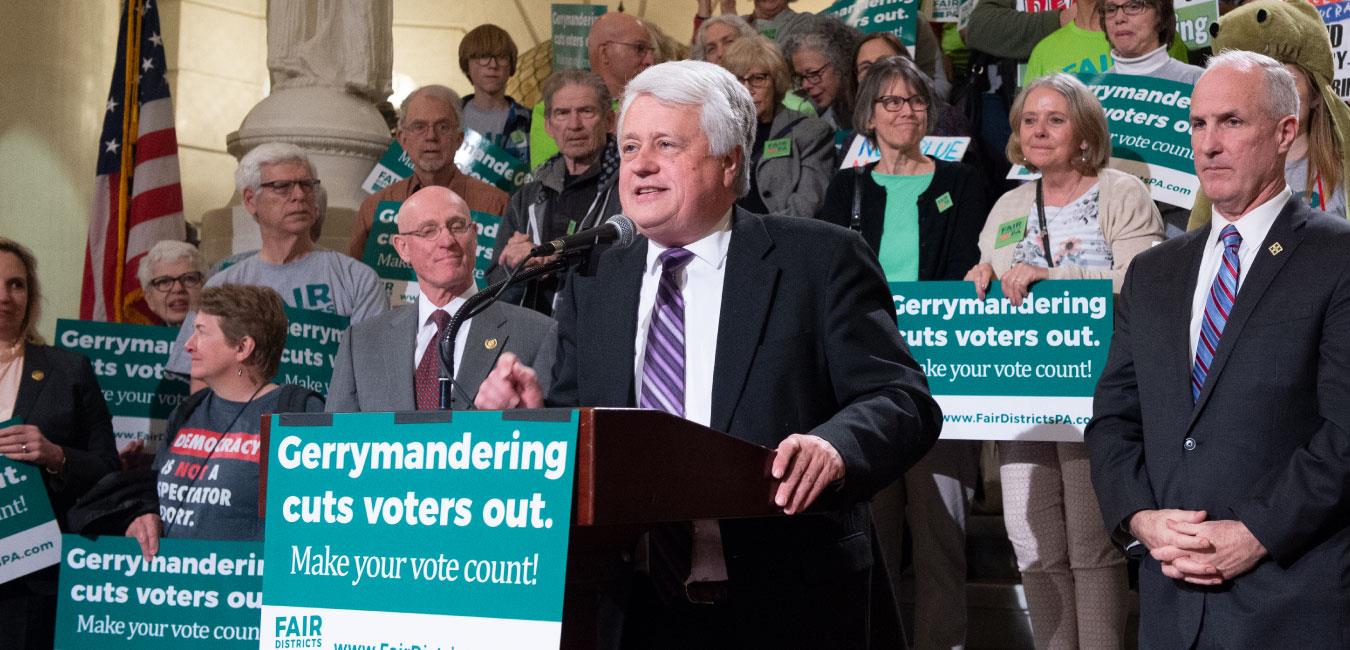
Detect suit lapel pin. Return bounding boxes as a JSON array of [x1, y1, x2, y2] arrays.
[[484, 338, 498, 350], [1268, 242, 1284, 256], [30, 370, 44, 381]]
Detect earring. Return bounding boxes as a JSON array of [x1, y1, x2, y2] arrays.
[[237, 367, 243, 377]]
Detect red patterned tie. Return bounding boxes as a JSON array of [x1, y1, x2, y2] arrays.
[[414, 309, 450, 410]]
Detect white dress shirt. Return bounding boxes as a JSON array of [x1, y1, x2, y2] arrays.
[[414, 283, 478, 379], [1189, 187, 1290, 360], [632, 208, 734, 588], [632, 210, 733, 427]]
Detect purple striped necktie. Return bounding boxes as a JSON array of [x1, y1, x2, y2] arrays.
[[641, 248, 696, 416], [1193, 225, 1242, 402]]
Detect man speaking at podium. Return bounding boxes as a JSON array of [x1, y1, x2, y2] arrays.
[[476, 60, 942, 648]]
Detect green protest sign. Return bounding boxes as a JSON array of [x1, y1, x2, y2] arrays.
[[0, 418, 60, 584], [361, 140, 415, 194], [552, 4, 607, 71], [261, 410, 578, 648], [277, 308, 348, 397], [823, 0, 920, 49], [54, 320, 189, 453], [54, 535, 263, 649], [456, 129, 532, 194], [893, 280, 1113, 441], [362, 202, 504, 306], [1174, 0, 1219, 51], [1009, 73, 1199, 208]]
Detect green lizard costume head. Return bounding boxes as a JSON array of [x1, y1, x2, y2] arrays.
[[1187, 0, 1350, 228]]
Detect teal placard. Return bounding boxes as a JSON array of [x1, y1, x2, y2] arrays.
[[54, 320, 189, 452], [276, 307, 349, 397], [0, 417, 56, 540], [456, 129, 532, 194], [361, 201, 416, 283], [1080, 72, 1198, 208], [0, 416, 61, 584], [892, 280, 1112, 397], [54, 535, 263, 649], [823, 0, 920, 49], [260, 411, 578, 627], [361, 140, 415, 194], [551, 4, 608, 71]]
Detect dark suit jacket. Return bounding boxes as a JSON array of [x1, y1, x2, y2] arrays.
[[5, 344, 118, 594], [549, 209, 942, 621], [326, 299, 557, 412], [1086, 197, 1350, 648]]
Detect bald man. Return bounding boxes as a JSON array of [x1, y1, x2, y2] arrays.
[[529, 13, 654, 168], [327, 186, 556, 412]]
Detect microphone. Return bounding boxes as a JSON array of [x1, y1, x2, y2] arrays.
[[530, 215, 637, 257]]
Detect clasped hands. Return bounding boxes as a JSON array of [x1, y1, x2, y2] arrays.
[[475, 352, 845, 515], [1129, 509, 1267, 586]]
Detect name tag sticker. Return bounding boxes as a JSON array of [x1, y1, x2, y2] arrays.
[[995, 216, 1028, 249], [936, 192, 954, 213], [764, 138, 792, 159]]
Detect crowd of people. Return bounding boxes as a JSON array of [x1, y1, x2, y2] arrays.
[[4, 0, 1350, 648]]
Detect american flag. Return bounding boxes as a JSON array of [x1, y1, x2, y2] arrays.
[[81, 0, 186, 324]]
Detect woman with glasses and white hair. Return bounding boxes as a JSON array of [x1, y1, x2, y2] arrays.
[[137, 240, 205, 327], [965, 73, 1162, 649], [818, 55, 991, 648], [720, 35, 834, 219]]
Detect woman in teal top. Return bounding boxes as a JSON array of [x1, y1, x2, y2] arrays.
[[817, 55, 992, 649]]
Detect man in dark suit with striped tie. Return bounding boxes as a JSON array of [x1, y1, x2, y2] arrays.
[[1086, 50, 1350, 648], [476, 60, 942, 648]]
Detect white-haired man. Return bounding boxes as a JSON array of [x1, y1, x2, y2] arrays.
[[349, 85, 509, 259], [165, 143, 385, 385], [1087, 50, 1350, 648], [477, 60, 941, 646]]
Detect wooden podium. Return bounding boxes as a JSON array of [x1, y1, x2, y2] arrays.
[[561, 408, 782, 648]]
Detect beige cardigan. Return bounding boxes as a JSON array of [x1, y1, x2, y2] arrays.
[[977, 167, 1164, 292]]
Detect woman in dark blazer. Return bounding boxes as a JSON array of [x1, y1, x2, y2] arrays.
[[720, 35, 836, 218], [817, 56, 991, 649], [0, 237, 118, 649]]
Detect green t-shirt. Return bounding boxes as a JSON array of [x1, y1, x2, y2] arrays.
[[871, 171, 934, 282], [1022, 23, 1189, 85]]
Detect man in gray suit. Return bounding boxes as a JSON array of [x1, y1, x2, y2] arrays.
[[327, 186, 556, 412]]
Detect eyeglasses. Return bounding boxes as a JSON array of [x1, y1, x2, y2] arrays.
[[258, 179, 321, 194], [792, 62, 833, 89], [470, 54, 509, 67], [875, 94, 929, 112], [738, 73, 773, 89], [397, 219, 474, 241], [605, 40, 653, 57], [403, 120, 459, 137], [1102, 1, 1149, 16], [148, 271, 204, 293]]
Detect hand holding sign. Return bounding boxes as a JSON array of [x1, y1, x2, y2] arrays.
[[0, 422, 65, 469], [999, 263, 1051, 307], [963, 263, 997, 300]]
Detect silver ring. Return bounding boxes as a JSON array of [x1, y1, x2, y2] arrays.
[[21, 443, 28, 453]]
